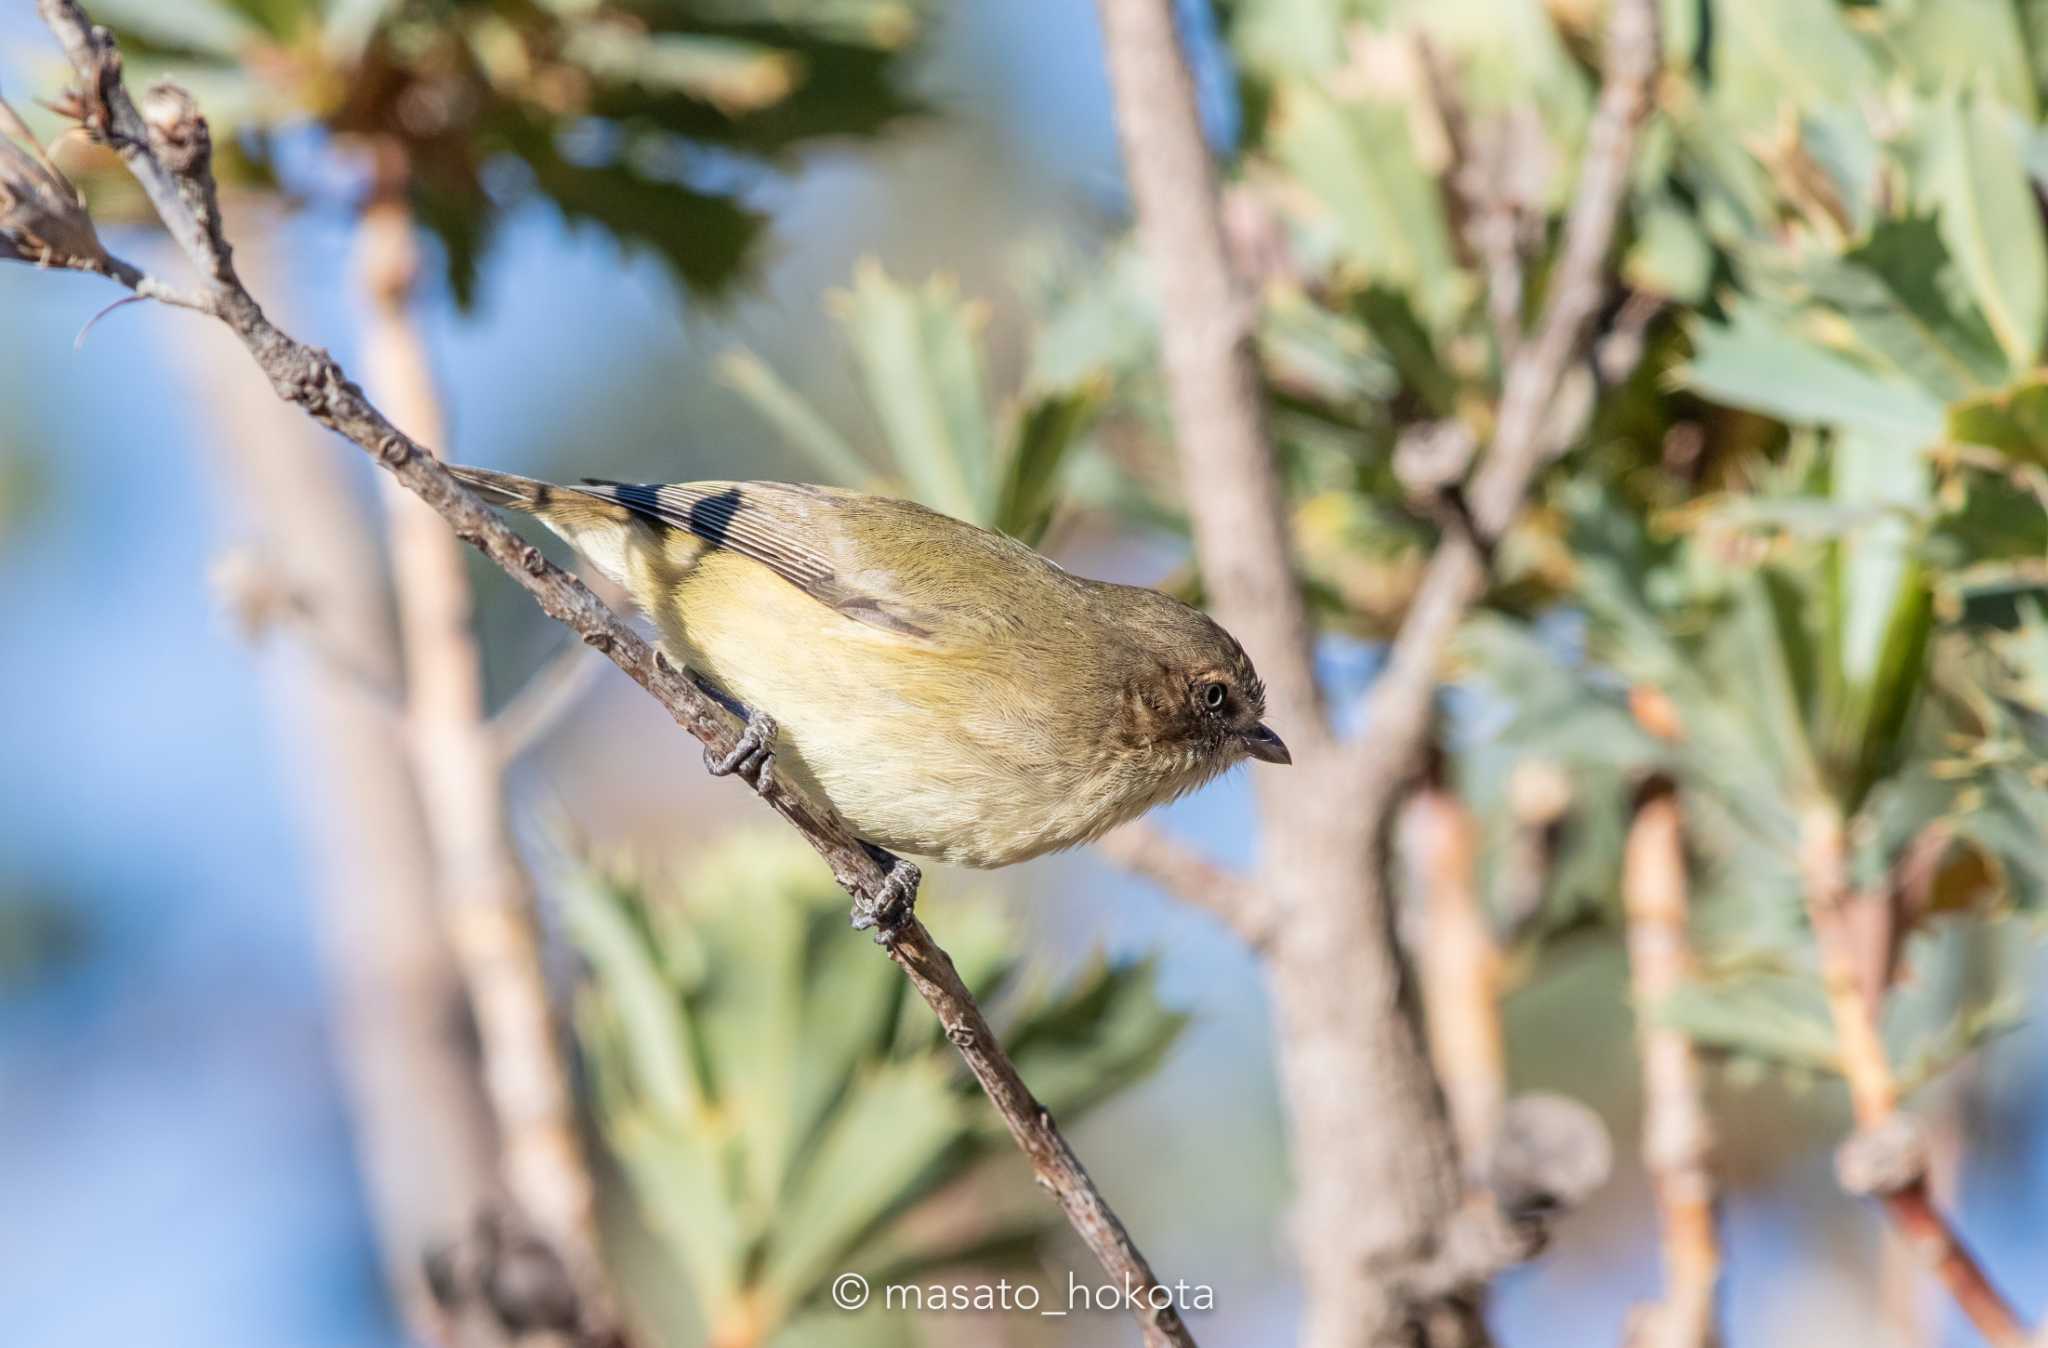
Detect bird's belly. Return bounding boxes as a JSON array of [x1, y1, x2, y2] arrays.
[[661, 561, 1115, 868]]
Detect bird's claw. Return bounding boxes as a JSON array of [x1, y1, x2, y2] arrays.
[[850, 852, 920, 944], [705, 708, 777, 789]]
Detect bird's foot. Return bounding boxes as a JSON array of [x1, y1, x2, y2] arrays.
[[850, 848, 920, 944], [705, 708, 777, 790]]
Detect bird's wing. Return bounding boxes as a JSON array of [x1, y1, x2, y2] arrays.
[[583, 479, 1026, 643]]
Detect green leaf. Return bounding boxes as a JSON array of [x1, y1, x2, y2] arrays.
[[1921, 96, 2048, 373], [993, 379, 1107, 545], [1949, 375, 2048, 470], [832, 261, 995, 521], [567, 875, 700, 1120], [1880, 0, 2037, 119], [1270, 82, 1467, 331], [1820, 430, 1935, 812], [508, 126, 766, 295], [1803, 214, 2010, 401], [1684, 306, 1947, 443], [718, 348, 875, 486], [565, 25, 804, 114], [1660, 971, 1842, 1073], [997, 957, 1189, 1122], [759, 1059, 969, 1311], [89, 0, 258, 56], [1708, 0, 1882, 131]]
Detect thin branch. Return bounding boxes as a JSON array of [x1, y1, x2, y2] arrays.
[[211, 545, 406, 711], [495, 641, 608, 763], [1094, 0, 1327, 753], [1095, 822, 1270, 948], [18, 8, 1193, 1345], [1347, 0, 1661, 812], [1798, 804, 2030, 1348], [1415, 37, 1526, 365], [357, 155, 626, 1345], [1621, 778, 1720, 1348], [1399, 755, 1505, 1182]]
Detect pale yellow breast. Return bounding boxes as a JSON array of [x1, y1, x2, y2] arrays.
[[630, 541, 1195, 867]]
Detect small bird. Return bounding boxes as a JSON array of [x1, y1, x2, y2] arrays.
[[452, 466, 1289, 878]]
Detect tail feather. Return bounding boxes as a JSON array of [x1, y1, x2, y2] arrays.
[[448, 464, 646, 590], [447, 464, 556, 512]]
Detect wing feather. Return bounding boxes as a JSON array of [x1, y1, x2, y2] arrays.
[[583, 479, 940, 638]]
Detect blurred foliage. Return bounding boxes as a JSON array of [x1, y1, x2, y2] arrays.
[[720, 260, 1109, 544], [1016, 0, 2048, 1107], [571, 832, 1185, 1346], [88, 0, 927, 302]]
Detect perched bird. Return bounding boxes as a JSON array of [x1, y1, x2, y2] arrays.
[[452, 466, 1289, 878]]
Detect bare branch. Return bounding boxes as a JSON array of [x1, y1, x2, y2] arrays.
[[1399, 760, 1504, 1181], [356, 158, 626, 1344], [19, 7, 1194, 1343], [1621, 778, 1720, 1348], [1798, 805, 2031, 1348], [211, 545, 404, 710], [1095, 822, 1269, 947], [1093, 0, 1327, 753], [1347, 0, 1661, 811]]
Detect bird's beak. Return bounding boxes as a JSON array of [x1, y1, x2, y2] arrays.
[[1240, 723, 1292, 765]]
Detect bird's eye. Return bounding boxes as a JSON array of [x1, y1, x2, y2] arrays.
[[1201, 681, 1228, 712]]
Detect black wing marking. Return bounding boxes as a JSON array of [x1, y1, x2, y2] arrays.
[[585, 479, 933, 638]]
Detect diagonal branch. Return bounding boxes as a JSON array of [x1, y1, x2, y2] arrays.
[[1095, 821, 1270, 947], [1799, 805, 2030, 1348], [1347, 0, 1660, 811], [17, 7, 1195, 1345]]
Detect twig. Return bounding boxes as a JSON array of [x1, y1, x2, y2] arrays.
[[211, 545, 405, 710], [16, 9, 1193, 1345], [495, 641, 608, 762], [1621, 778, 1720, 1348], [1798, 804, 2030, 1348], [1399, 754, 1505, 1182], [1346, 0, 1660, 809], [1094, 822, 1270, 947], [1493, 758, 1572, 943], [1415, 37, 1526, 365], [882, 927, 1196, 1347]]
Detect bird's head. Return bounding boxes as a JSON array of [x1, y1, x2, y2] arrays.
[[1106, 587, 1291, 788]]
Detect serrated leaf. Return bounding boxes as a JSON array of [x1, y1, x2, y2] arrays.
[[718, 348, 875, 486], [1880, 0, 2037, 119], [1270, 82, 1467, 331], [1659, 972, 1842, 1072], [833, 261, 994, 521], [997, 957, 1189, 1122], [759, 1060, 969, 1310], [1921, 96, 2048, 373], [567, 25, 803, 115], [1684, 305, 1947, 443], [1821, 430, 1935, 812], [1949, 376, 2048, 470], [1708, 0, 1882, 131], [509, 128, 765, 294], [993, 380, 1106, 545], [1803, 214, 2010, 401]]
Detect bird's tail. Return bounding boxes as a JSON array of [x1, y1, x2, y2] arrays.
[[447, 464, 559, 513], [448, 464, 644, 590]]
